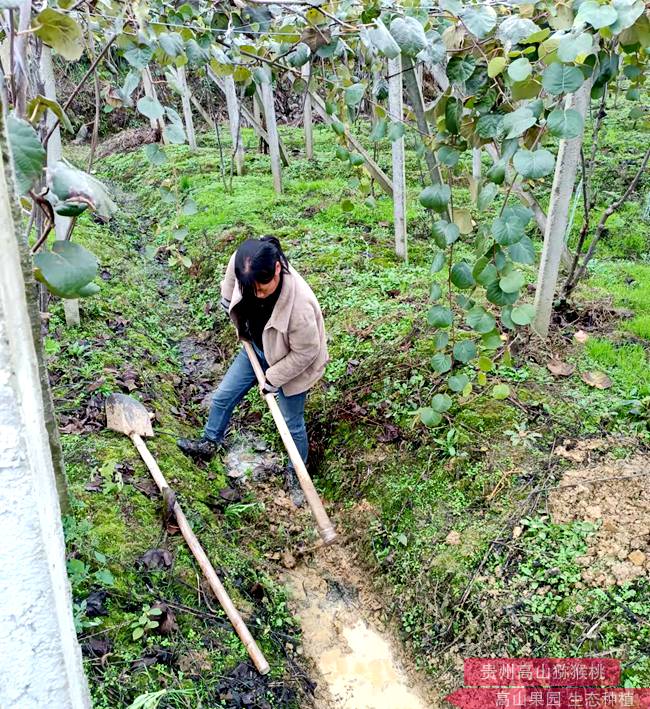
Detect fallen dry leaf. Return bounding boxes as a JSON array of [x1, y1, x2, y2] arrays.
[[281, 551, 297, 569], [574, 330, 589, 344], [547, 359, 575, 377], [581, 371, 612, 389]]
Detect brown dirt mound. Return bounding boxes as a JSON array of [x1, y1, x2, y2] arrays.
[[549, 440, 650, 587], [96, 127, 159, 160]]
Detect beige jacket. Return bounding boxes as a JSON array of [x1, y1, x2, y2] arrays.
[[220, 253, 329, 396]]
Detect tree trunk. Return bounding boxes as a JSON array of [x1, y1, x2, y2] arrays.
[[388, 56, 407, 261], [223, 75, 244, 175], [176, 65, 196, 151], [0, 109, 90, 709], [40, 46, 80, 326], [401, 55, 442, 186], [472, 147, 481, 180], [301, 64, 313, 160], [259, 80, 282, 194], [532, 79, 592, 339]]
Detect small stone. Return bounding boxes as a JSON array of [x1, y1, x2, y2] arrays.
[[512, 526, 522, 540], [446, 530, 461, 546], [628, 550, 646, 567], [585, 505, 602, 520], [282, 551, 297, 569]]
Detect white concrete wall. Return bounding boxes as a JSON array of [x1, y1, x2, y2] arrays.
[[0, 124, 90, 709]]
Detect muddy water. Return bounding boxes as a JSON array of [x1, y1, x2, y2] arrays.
[[284, 563, 431, 709]]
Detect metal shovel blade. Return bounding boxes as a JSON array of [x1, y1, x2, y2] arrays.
[[105, 393, 154, 438]]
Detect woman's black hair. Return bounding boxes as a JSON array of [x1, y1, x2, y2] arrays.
[[234, 236, 289, 299]]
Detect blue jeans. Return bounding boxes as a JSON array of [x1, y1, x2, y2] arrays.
[[204, 344, 308, 467]]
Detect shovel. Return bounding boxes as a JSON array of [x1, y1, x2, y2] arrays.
[[242, 341, 337, 545], [105, 393, 270, 675]]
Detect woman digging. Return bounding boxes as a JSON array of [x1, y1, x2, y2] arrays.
[[177, 236, 328, 507]]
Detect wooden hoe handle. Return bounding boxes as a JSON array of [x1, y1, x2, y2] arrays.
[[242, 341, 337, 545], [131, 433, 270, 675]]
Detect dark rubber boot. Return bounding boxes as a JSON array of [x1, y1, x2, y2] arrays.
[[284, 467, 305, 508], [176, 437, 221, 460]]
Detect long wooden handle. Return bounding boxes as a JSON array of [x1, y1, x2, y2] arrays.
[[131, 433, 270, 675], [242, 341, 337, 545]]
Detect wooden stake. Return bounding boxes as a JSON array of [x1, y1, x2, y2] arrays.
[[309, 90, 393, 196], [243, 342, 337, 545], [259, 80, 282, 194], [224, 75, 245, 175], [142, 67, 165, 140], [301, 64, 313, 159], [388, 56, 407, 261], [176, 65, 196, 151]]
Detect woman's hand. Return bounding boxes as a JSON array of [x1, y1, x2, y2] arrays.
[[260, 379, 279, 395]]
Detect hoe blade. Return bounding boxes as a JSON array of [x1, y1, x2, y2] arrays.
[[105, 393, 154, 438]]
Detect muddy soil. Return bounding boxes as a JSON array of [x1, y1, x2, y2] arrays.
[[217, 431, 438, 709], [550, 439, 650, 586]]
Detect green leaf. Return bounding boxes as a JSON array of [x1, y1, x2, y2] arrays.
[[48, 161, 116, 218], [182, 198, 198, 215], [477, 182, 499, 211], [497, 17, 540, 45], [434, 331, 449, 350], [466, 305, 496, 334], [136, 96, 164, 120], [340, 198, 354, 212], [501, 107, 536, 139], [159, 32, 184, 57], [478, 355, 493, 372], [33, 241, 99, 299], [349, 152, 365, 167], [508, 57, 532, 82], [431, 393, 453, 413], [460, 5, 497, 38], [511, 303, 536, 325], [492, 217, 525, 246], [474, 262, 498, 287], [124, 46, 153, 70], [389, 16, 427, 57], [451, 262, 475, 290], [514, 149, 556, 179], [430, 282, 442, 301], [542, 63, 584, 95], [448, 373, 469, 392], [432, 220, 460, 248], [7, 115, 45, 195], [427, 305, 453, 328], [420, 184, 451, 212], [132, 627, 144, 640], [287, 42, 311, 68], [420, 407, 442, 426], [482, 329, 503, 349], [453, 340, 477, 364], [499, 270, 525, 293], [368, 19, 401, 59], [431, 252, 446, 273], [438, 146, 460, 167], [164, 121, 186, 144], [610, 0, 645, 33], [547, 108, 584, 139], [476, 113, 503, 139], [447, 55, 476, 84], [492, 383, 511, 400], [145, 144, 167, 166], [369, 118, 387, 142], [94, 568, 115, 586], [34, 8, 83, 61], [373, 78, 389, 101], [487, 162, 506, 185], [486, 281, 519, 306], [557, 32, 594, 62], [387, 122, 405, 141], [26, 95, 73, 133], [488, 56, 506, 78], [345, 83, 366, 107], [509, 236, 536, 264], [335, 145, 349, 161], [431, 353, 452, 373], [575, 1, 618, 29], [445, 97, 463, 134]]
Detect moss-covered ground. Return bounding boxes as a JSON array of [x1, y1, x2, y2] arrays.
[[52, 94, 650, 707]]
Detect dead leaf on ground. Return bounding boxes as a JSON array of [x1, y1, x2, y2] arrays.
[[581, 371, 613, 389], [151, 601, 177, 635], [82, 636, 112, 660], [281, 551, 297, 569], [136, 548, 172, 570], [179, 649, 212, 675], [547, 359, 575, 377], [574, 330, 590, 344]]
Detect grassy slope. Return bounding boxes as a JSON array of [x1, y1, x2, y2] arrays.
[[56, 96, 650, 706]]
